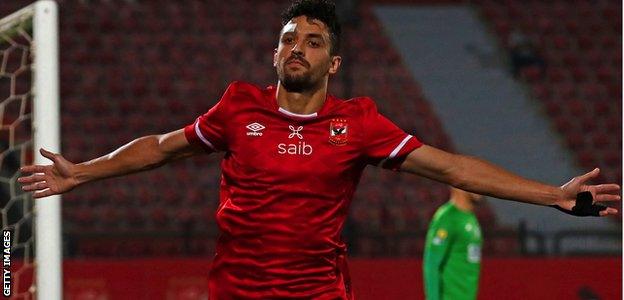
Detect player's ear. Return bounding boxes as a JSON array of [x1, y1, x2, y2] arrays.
[[273, 48, 278, 67], [328, 55, 342, 75]]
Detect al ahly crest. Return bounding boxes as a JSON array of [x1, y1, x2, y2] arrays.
[[329, 118, 348, 145]]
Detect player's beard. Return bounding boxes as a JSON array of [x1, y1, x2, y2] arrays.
[[277, 57, 324, 93], [280, 71, 315, 93]]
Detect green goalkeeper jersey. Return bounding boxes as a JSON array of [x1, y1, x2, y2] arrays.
[[423, 202, 482, 300]]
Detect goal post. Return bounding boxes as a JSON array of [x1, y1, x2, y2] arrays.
[[0, 1, 61, 299], [33, 1, 62, 300]]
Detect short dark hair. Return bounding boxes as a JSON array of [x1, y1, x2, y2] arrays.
[[281, 0, 342, 55]]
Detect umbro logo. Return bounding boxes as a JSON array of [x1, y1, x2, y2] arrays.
[[246, 122, 265, 136]]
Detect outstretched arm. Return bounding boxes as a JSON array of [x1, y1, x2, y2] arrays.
[[400, 145, 620, 216], [18, 129, 204, 198]]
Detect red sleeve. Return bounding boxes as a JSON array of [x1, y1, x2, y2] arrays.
[[184, 83, 236, 152], [361, 98, 423, 170]]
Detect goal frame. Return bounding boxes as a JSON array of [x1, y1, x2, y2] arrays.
[[33, 1, 62, 299], [1, 1, 62, 299]]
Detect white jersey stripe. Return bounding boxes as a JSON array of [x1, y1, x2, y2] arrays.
[[194, 121, 216, 150], [388, 135, 413, 159], [379, 135, 413, 167]]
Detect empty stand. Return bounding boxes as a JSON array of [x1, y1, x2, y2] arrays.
[[1, 0, 511, 257], [478, 0, 621, 217]]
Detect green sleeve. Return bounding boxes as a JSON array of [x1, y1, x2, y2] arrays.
[[423, 219, 453, 300]]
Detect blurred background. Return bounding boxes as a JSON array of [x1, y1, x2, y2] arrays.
[[0, 0, 621, 299]]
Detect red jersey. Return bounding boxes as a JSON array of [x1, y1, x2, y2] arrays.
[[184, 81, 422, 299]]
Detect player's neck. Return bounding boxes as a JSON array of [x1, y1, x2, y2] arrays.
[[276, 81, 328, 115], [451, 198, 474, 212]]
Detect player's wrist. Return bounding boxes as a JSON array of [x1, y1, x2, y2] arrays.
[[549, 186, 568, 206], [72, 163, 92, 186]]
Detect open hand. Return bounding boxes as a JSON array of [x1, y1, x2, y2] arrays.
[[554, 168, 620, 216], [18, 148, 79, 198]]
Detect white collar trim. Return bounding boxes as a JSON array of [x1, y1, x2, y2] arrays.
[[278, 107, 318, 118]]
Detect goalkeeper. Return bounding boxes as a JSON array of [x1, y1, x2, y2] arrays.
[[423, 187, 484, 300]]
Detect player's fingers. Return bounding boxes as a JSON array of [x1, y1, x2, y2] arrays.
[[21, 181, 48, 192], [17, 174, 46, 184], [577, 168, 600, 183], [594, 194, 621, 202], [39, 148, 57, 162], [593, 184, 621, 194], [19, 165, 46, 174], [33, 188, 54, 199], [599, 207, 618, 216]]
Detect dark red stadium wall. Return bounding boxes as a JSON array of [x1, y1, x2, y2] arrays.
[[57, 258, 621, 299], [477, 258, 622, 300], [350, 258, 622, 299]]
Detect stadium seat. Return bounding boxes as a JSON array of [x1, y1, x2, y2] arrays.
[[150, 240, 183, 256], [564, 131, 585, 150], [570, 66, 589, 83], [564, 19, 580, 34], [124, 240, 150, 256], [577, 150, 597, 170], [580, 116, 597, 132], [592, 99, 611, 116], [397, 237, 423, 257], [151, 207, 169, 226], [531, 83, 551, 101], [591, 132, 610, 149], [99, 206, 122, 229], [576, 35, 594, 51], [604, 149, 621, 166], [543, 99, 563, 117], [566, 99, 586, 116], [606, 115, 622, 132], [520, 65, 543, 83]]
